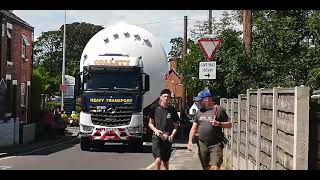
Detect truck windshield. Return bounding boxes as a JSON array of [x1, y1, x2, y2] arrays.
[[86, 70, 140, 90]]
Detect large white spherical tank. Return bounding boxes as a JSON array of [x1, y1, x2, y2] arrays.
[[80, 23, 169, 108]]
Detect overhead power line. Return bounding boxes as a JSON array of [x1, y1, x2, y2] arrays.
[[134, 19, 183, 25]]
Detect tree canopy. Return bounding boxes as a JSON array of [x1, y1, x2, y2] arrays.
[[33, 22, 104, 96], [170, 10, 320, 104]]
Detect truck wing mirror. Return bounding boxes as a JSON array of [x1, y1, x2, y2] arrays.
[[142, 73, 150, 93]]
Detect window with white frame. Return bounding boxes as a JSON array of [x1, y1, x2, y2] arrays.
[[7, 24, 12, 61], [21, 83, 25, 107], [22, 35, 28, 60]]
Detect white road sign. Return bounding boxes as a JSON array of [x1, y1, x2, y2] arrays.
[[65, 75, 75, 86], [198, 39, 222, 60], [64, 85, 74, 98], [199, 61, 216, 80]]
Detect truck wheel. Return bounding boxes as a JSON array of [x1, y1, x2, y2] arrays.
[[80, 137, 91, 151], [130, 141, 144, 152]]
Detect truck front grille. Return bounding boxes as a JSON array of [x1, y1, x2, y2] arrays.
[[90, 105, 135, 127]]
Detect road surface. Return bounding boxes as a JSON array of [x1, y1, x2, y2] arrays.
[[0, 127, 154, 170]]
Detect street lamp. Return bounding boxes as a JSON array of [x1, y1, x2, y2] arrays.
[[61, 10, 67, 111]]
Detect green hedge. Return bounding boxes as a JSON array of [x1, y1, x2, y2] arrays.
[[30, 70, 42, 123], [76, 104, 81, 113], [46, 101, 61, 110]]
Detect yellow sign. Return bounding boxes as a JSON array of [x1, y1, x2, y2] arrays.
[[94, 60, 130, 66], [105, 98, 133, 103], [89, 98, 133, 103], [89, 98, 105, 103]]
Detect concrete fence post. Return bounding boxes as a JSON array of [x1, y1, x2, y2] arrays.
[[226, 99, 229, 138], [255, 89, 262, 170], [271, 87, 278, 170], [293, 86, 309, 170], [230, 99, 234, 169], [226, 99, 231, 166], [245, 89, 250, 170], [237, 95, 241, 170]]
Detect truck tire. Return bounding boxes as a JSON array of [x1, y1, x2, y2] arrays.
[[130, 141, 144, 152], [80, 137, 91, 151]]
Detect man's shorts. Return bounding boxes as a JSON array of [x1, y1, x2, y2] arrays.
[[152, 135, 173, 162], [198, 140, 223, 168]]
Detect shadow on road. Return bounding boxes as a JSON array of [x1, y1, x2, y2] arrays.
[[0, 126, 80, 157], [19, 137, 80, 156], [0, 136, 80, 158]]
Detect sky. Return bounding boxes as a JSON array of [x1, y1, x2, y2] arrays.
[[13, 10, 238, 55]]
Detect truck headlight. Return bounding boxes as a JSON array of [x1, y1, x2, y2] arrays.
[[81, 125, 94, 133], [128, 126, 141, 134]]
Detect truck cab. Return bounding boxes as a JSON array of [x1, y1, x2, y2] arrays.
[[79, 55, 149, 151]]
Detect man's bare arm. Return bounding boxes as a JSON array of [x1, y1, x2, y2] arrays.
[[148, 118, 162, 135], [171, 122, 179, 138], [220, 121, 232, 129], [188, 122, 198, 144]]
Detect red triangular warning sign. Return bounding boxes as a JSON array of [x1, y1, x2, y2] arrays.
[[198, 38, 222, 61]]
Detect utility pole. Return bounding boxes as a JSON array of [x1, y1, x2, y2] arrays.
[[183, 16, 188, 60], [61, 10, 67, 111], [182, 16, 188, 113], [208, 10, 212, 35], [243, 10, 252, 57], [204, 10, 213, 91]]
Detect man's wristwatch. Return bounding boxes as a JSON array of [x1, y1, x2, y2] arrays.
[[218, 122, 222, 127]]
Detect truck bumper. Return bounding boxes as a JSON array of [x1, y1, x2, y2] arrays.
[[80, 111, 143, 141], [80, 129, 142, 142]]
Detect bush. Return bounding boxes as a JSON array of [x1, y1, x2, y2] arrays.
[[76, 104, 81, 113], [31, 70, 42, 123], [46, 101, 61, 110]]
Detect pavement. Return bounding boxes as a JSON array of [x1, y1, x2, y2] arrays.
[[145, 138, 203, 170], [144, 138, 230, 170], [170, 142, 203, 170]]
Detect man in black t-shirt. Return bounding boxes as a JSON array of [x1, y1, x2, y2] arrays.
[[187, 90, 232, 170], [148, 89, 179, 170]]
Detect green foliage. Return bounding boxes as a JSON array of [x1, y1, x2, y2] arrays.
[[76, 104, 81, 113], [46, 101, 61, 110], [30, 69, 42, 123], [62, 22, 104, 88], [176, 11, 247, 101], [171, 10, 320, 101], [168, 37, 194, 58], [33, 22, 104, 97]]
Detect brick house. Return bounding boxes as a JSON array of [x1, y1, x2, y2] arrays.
[[0, 10, 34, 124], [165, 57, 186, 113]]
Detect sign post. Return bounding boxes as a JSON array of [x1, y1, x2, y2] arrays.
[[63, 75, 75, 115]]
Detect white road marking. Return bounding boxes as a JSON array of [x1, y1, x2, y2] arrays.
[[0, 166, 12, 170], [0, 156, 15, 161]]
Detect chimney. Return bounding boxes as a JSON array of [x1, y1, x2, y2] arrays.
[[168, 57, 178, 71]]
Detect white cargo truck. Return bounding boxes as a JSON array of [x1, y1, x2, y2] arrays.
[[79, 23, 168, 151]]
